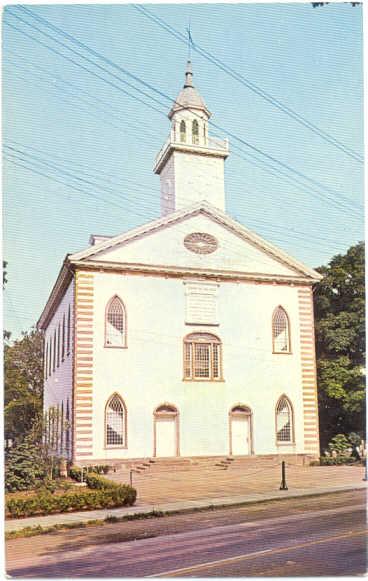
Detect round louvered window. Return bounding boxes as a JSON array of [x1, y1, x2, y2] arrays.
[[184, 232, 218, 254]]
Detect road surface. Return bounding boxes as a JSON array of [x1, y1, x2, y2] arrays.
[[6, 490, 367, 577]]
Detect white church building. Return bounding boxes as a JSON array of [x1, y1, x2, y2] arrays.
[[38, 61, 322, 464]]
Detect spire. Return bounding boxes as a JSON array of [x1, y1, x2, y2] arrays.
[[168, 60, 211, 120], [184, 60, 193, 88]]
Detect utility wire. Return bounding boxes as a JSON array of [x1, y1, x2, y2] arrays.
[[4, 147, 158, 213], [134, 4, 363, 164], [6, 7, 362, 216], [3, 141, 356, 248], [4, 154, 350, 261], [3, 64, 158, 149], [5, 50, 359, 222], [3, 49, 157, 140], [4, 17, 167, 119]]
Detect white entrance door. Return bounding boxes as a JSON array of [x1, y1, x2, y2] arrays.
[[231, 416, 250, 455], [155, 417, 177, 457]]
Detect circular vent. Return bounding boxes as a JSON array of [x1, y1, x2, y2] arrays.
[[184, 232, 218, 254]]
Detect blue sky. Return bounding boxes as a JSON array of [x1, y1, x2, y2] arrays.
[[3, 2, 364, 340]]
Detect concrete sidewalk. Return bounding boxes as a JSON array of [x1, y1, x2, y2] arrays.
[[5, 481, 367, 533]]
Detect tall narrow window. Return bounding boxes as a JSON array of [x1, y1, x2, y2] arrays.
[[272, 306, 290, 353], [53, 330, 56, 372], [61, 314, 65, 362], [105, 296, 126, 347], [180, 120, 186, 143], [57, 324, 61, 368], [192, 119, 199, 144], [65, 398, 71, 457], [44, 342, 49, 380], [276, 396, 293, 444], [48, 338, 52, 377], [105, 394, 127, 447], [184, 333, 222, 381], [67, 305, 71, 356]]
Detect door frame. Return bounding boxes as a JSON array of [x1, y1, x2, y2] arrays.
[[229, 404, 253, 456], [153, 403, 180, 457]]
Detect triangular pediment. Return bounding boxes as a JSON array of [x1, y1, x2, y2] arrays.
[[69, 202, 322, 281]]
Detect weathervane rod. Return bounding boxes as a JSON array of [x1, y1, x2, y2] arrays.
[[187, 20, 192, 60]]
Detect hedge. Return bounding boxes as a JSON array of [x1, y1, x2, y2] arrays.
[[68, 465, 111, 482], [319, 455, 360, 466], [6, 484, 136, 519]]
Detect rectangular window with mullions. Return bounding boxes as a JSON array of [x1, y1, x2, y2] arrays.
[[184, 333, 222, 381]]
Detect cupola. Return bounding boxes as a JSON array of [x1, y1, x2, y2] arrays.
[[154, 60, 229, 216]]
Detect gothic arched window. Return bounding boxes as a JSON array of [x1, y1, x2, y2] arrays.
[[192, 119, 199, 144], [276, 396, 294, 444], [184, 333, 222, 381], [272, 306, 290, 353], [105, 394, 127, 447], [105, 296, 127, 347], [180, 120, 186, 143]]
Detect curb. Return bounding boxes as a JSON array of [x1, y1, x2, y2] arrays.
[[5, 483, 367, 538]]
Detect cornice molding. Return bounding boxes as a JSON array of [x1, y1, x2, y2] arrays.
[[153, 142, 229, 174], [69, 201, 322, 282], [37, 258, 73, 330], [70, 258, 318, 285]]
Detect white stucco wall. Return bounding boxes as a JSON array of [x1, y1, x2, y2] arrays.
[[89, 271, 305, 460], [43, 281, 74, 416], [160, 155, 175, 216], [173, 150, 226, 211]]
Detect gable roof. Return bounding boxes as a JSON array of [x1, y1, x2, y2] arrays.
[[69, 200, 322, 281]]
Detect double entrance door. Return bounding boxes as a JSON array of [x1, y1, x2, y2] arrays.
[[153, 404, 253, 457]]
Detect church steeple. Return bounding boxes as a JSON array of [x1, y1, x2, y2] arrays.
[[154, 60, 229, 216]]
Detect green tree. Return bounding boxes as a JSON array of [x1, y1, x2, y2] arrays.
[[4, 328, 44, 446], [314, 242, 365, 449]]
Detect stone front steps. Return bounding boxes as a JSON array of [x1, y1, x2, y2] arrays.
[[107, 454, 311, 483]]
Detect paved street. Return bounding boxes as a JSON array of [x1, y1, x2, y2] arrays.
[[6, 490, 367, 577]]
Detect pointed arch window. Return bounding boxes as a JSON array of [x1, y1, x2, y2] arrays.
[[184, 333, 222, 381], [105, 296, 127, 347], [180, 120, 186, 143], [276, 396, 294, 444], [272, 306, 291, 353], [105, 394, 127, 447], [192, 120, 199, 144]]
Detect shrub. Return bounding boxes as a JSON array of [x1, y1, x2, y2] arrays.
[[5, 438, 49, 492], [319, 455, 357, 466], [6, 484, 137, 519], [69, 466, 83, 482], [68, 465, 112, 482], [34, 478, 58, 494], [328, 434, 350, 455], [85, 473, 119, 490]]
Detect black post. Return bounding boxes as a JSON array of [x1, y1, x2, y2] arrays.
[[279, 460, 288, 490], [130, 469, 133, 487]]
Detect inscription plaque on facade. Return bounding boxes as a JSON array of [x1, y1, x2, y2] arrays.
[[185, 282, 219, 325]]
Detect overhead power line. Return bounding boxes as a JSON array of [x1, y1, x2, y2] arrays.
[[3, 138, 358, 244], [133, 3, 363, 164], [3, 143, 354, 253], [4, 7, 362, 218], [8, 6, 363, 216]]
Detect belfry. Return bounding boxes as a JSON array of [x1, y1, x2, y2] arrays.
[[154, 61, 229, 215]]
